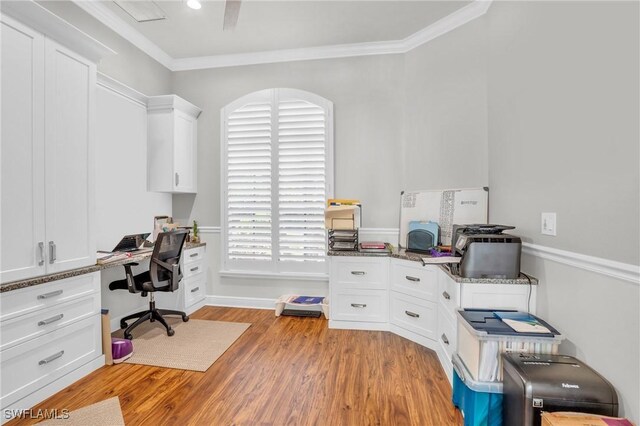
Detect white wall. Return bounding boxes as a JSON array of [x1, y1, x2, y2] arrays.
[[95, 84, 173, 326]]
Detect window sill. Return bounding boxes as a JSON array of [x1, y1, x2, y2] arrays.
[[219, 270, 329, 282]]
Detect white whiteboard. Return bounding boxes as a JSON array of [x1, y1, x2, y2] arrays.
[[399, 188, 489, 248]]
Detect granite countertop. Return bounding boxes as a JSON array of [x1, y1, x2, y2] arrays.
[[328, 248, 537, 285], [0, 241, 207, 293]]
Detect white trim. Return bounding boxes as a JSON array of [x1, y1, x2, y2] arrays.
[[219, 270, 329, 282], [1, 0, 116, 63], [72, 0, 173, 69], [96, 72, 148, 106], [522, 243, 640, 285], [147, 95, 202, 119], [199, 226, 221, 234], [206, 295, 276, 310], [70, 0, 491, 71], [402, 0, 492, 51]]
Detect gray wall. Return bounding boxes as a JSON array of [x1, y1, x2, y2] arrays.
[[171, 55, 406, 229], [403, 16, 488, 191], [486, 1, 639, 421], [37, 1, 172, 95], [488, 1, 640, 264]]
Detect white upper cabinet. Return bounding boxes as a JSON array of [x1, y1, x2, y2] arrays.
[[147, 95, 201, 193], [0, 2, 113, 283]]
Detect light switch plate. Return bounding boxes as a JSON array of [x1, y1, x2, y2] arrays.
[[541, 212, 557, 236]]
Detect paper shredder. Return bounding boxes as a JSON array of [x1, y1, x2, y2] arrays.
[[502, 353, 618, 426]]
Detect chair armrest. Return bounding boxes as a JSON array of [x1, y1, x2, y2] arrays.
[[122, 263, 139, 293]]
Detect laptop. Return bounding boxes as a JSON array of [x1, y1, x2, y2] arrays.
[[111, 233, 151, 253]]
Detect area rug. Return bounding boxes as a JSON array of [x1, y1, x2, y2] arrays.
[[112, 317, 251, 372], [38, 397, 124, 425]]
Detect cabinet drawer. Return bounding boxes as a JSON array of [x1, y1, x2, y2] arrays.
[[389, 291, 437, 339], [390, 261, 438, 301], [184, 276, 205, 308], [0, 294, 100, 351], [0, 314, 101, 409], [438, 271, 460, 324], [184, 246, 205, 265], [0, 273, 99, 322], [332, 258, 388, 289], [437, 309, 457, 363], [331, 289, 387, 323], [183, 260, 204, 279]]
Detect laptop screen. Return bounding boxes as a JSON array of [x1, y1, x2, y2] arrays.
[[112, 233, 150, 252]]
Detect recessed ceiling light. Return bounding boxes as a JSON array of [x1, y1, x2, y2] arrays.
[[187, 0, 202, 10]]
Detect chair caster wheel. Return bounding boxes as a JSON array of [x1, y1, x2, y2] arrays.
[[182, 315, 189, 322], [167, 328, 175, 337], [124, 333, 133, 340], [120, 322, 128, 329]]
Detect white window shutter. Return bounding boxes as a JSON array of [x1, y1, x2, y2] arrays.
[[277, 98, 327, 263], [223, 89, 333, 275], [226, 100, 273, 261]]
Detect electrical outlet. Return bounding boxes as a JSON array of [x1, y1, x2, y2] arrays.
[[541, 212, 557, 236]]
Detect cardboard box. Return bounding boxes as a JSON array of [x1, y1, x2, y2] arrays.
[[325, 205, 359, 230], [541, 412, 635, 426]]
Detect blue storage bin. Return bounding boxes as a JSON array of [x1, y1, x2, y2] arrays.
[[452, 353, 503, 426]]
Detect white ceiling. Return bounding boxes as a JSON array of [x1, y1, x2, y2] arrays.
[[101, 0, 471, 58]]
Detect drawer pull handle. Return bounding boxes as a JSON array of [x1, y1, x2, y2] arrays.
[[189, 253, 198, 258], [405, 310, 420, 318], [441, 334, 449, 345], [351, 271, 366, 276], [38, 314, 64, 326], [190, 266, 199, 272], [190, 287, 200, 293], [39, 350, 64, 366], [442, 291, 451, 300], [405, 275, 420, 282], [37, 290, 63, 300], [351, 303, 367, 308]]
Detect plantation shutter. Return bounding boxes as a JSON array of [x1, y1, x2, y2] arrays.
[[226, 97, 273, 264], [277, 96, 327, 265], [223, 88, 333, 275]]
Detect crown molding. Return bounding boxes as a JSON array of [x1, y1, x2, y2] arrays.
[[96, 72, 149, 106], [2, 0, 116, 63], [72, 0, 173, 69], [72, 0, 492, 72]]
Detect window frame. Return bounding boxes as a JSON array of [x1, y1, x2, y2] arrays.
[[220, 88, 334, 278]]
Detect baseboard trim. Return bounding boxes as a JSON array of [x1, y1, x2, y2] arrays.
[[522, 243, 639, 285], [206, 295, 276, 310]]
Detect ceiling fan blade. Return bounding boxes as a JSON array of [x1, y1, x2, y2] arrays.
[[223, 0, 242, 31]]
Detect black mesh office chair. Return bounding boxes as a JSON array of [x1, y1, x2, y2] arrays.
[[109, 230, 190, 340]]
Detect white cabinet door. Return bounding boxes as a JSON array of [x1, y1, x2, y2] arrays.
[[44, 39, 95, 273], [173, 110, 196, 192], [0, 16, 46, 283]]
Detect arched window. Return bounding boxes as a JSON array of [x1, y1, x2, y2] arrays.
[[221, 88, 333, 276]]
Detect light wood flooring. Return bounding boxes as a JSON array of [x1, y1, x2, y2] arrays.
[[8, 306, 463, 425]]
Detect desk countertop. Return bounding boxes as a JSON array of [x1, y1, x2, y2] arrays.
[[0, 242, 206, 293], [328, 248, 538, 285]]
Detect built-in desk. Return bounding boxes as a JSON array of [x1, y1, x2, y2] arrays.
[[0, 241, 206, 420], [328, 249, 538, 383]]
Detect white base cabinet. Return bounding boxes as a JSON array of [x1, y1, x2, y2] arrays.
[[0, 273, 104, 420], [155, 245, 207, 316], [329, 256, 537, 383]]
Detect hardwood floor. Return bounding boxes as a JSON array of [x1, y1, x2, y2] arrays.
[[8, 307, 463, 426]]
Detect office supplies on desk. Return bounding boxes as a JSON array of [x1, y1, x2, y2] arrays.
[[407, 220, 439, 253], [111, 233, 151, 252]]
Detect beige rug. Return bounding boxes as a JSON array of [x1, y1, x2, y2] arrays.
[[38, 397, 124, 425], [113, 317, 251, 371]]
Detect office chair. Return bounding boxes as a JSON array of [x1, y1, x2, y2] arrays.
[[109, 230, 190, 340]]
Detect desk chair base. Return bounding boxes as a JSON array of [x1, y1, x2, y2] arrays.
[[120, 296, 189, 340]]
